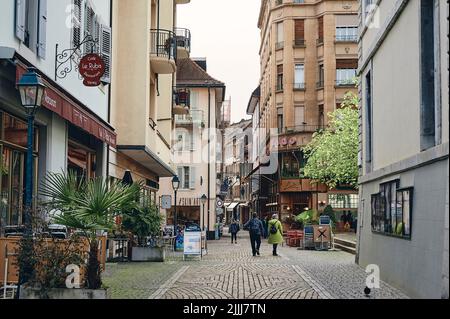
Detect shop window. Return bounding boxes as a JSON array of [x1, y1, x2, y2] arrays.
[[371, 180, 413, 239], [67, 141, 97, 181]]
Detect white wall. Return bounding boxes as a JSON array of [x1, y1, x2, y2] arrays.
[[0, 0, 111, 121]]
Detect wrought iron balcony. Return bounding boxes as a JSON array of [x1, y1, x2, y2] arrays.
[[275, 41, 284, 50], [316, 80, 324, 89], [335, 34, 358, 42], [335, 79, 357, 87], [293, 39, 306, 47], [175, 28, 191, 59], [281, 125, 324, 135], [173, 87, 190, 115], [150, 29, 177, 74], [294, 82, 306, 90], [174, 110, 205, 125]]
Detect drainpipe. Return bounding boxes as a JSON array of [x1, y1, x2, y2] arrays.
[[207, 86, 211, 235]]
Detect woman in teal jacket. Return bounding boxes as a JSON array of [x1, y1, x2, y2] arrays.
[[268, 214, 283, 256]]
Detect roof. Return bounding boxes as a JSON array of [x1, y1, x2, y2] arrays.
[[176, 58, 225, 87], [246, 86, 261, 115]]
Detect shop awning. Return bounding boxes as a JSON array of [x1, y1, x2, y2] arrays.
[[117, 145, 176, 177], [226, 202, 239, 211]]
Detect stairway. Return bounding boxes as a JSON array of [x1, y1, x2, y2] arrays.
[[334, 237, 357, 255]]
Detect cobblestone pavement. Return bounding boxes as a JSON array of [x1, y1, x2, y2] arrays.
[[103, 233, 409, 299]]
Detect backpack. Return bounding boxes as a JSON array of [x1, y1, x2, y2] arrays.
[[269, 222, 278, 235], [249, 219, 261, 234]]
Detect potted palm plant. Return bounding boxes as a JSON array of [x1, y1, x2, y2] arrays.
[[122, 204, 164, 262], [24, 171, 141, 299]]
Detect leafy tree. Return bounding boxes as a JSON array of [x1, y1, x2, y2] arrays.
[[122, 204, 162, 247], [303, 92, 359, 189], [40, 171, 141, 289]]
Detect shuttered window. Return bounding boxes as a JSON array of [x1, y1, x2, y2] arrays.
[[178, 167, 196, 189], [336, 59, 358, 69], [100, 25, 112, 83], [294, 20, 305, 46], [37, 0, 47, 59], [84, 2, 97, 53], [72, 0, 82, 49], [318, 16, 324, 43], [15, 0, 26, 41]]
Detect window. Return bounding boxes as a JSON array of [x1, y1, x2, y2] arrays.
[[294, 20, 305, 46], [277, 108, 284, 134], [328, 194, 359, 209], [177, 166, 196, 190], [294, 105, 305, 127], [335, 26, 358, 42], [15, 0, 47, 58], [318, 105, 324, 128], [318, 16, 324, 44], [293, 0, 305, 3], [276, 22, 284, 49], [294, 64, 305, 89], [317, 64, 324, 88], [174, 129, 194, 152], [277, 65, 284, 91], [336, 59, 358, 86], [420, 0, 440, 150], [363, 0, 375, 23], [371, 180, 413, 239]]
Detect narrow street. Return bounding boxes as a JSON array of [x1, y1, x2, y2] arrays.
[[103, 232, 409, 300]]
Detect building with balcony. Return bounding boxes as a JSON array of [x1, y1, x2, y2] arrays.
[[0, 0, 114, 231], [109, 0, 192, 202], [358, 0, 449, 298], [256, 0, 359, 228], [158, 57, 226, 239]]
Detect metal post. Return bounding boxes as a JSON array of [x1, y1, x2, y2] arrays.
[[173, 190, 177, 251], [24, 113, 35, 233]]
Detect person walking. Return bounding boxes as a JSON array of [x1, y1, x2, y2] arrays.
[[244, 212, 264, 256], [229, 220, 240, 244], [268, 214, 283, 256]]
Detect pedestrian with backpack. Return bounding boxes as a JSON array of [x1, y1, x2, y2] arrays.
[[268, 214, 283, 256], [243, 212, 265, 256]]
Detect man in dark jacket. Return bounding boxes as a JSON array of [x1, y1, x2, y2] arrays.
[[229, 220, 240, 244], [244, 213, 265, 256]]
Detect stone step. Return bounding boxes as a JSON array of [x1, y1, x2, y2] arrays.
[[334, 237, 357, 249], [334, 242, 356, 255]]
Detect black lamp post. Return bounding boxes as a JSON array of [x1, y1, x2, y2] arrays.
[[16, 67, 45, 291], [200, 194, 207, 257], [172, 175, 180, 251], [17, 68, 46, 233]]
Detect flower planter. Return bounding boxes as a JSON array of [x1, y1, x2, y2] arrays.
[[19, 286, 108, 299], [131, 246, 165, 262]]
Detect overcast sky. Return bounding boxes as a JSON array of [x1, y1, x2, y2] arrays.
[[177, 0, 261, 124]]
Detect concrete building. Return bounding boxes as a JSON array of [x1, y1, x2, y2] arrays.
[[109, 0, 192, 202], [158, 57, 226, 238], [358, 0, 449, 298], [0, 0, 114, 230], [256, 0, 359, 228]]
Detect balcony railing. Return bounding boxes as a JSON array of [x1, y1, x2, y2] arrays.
[[293, 39, 306, 47], [150, 29, 177, 61], [281, 125, 324, 134], [316, 80, 324, 89], [294, 82, 305, 90], [335, 34, 358, 42], [175, 110, 205, 125], [175, 28, 191, 55], [335, 79, 357, 87], [275, 41, 284, 50], [173, 87, 190, 107], [281, 170, 305, 179]]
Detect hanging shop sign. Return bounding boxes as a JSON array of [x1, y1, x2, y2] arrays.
[[79, 54, 106, 87]]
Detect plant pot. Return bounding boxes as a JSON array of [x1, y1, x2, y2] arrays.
[[131, 246, 165, 262], [19, 285, 108, 299]]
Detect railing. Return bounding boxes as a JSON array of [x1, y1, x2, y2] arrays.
[[173, 87, 191, 108], [175, 110, 204, 125], [294, 82, 305, 90], [293, 39, 306, 47], [150, 29, 177, 61], [335, 34, 358, 42], [281, 170, 305, 179], [316, 80, 324, 89], [276, 83, 284, 91], [175, 28, 191, 53], [275, 41, 284, 50], [335, 79, 356, 87], [281, 125, 324, 134]]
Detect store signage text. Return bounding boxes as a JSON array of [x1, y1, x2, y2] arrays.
[[79, 54, 105, 87]]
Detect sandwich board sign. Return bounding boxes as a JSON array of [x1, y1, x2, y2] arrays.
[[183, 231, 202, 260]]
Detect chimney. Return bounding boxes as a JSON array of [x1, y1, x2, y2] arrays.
[[193, 58, 207, 72]]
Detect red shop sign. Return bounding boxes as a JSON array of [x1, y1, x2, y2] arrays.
[[79, 54, 105, 87]]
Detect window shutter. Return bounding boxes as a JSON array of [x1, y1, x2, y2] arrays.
[[189, 167, 196, 189], [295, 19, 305, 41], [336, 59, 358, 69], [73, 0, 82, 48], [15, 0, 26, 41], [177, 167, 183, 186], [318, 16, 324, 41], [37, 0, 48, 59], [84, 3, 94, 53], [100, 24, 112, 83]]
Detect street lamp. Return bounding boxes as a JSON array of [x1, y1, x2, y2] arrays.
[[172, 175, 180, 251], [200, 194, 207, 257], [16, 67, 45, 292], [17, 68, 46, 231]]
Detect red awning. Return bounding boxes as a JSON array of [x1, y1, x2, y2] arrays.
[[16, 64, 116, 148]]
